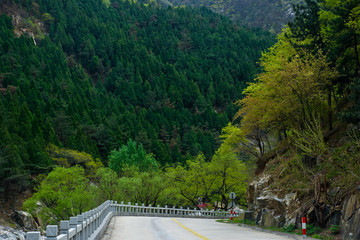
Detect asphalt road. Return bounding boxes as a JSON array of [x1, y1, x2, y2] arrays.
[[102, 216, 298, 240]]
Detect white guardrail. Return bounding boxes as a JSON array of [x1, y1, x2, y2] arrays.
[[25, 200, 232, 240]]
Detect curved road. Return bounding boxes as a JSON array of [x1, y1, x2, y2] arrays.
[[103, 216, 298, 240]]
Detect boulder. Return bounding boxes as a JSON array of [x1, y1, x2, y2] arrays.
[[11, 211, 37, 231], [341, 193, 360, 240]]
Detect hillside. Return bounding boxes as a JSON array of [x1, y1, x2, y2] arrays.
[[166, 0, 302, 32], [0, 0, 275, 201]]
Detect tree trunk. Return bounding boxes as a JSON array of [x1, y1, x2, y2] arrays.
[[354, 34, 360, 77], [328, 87, 333, 131]]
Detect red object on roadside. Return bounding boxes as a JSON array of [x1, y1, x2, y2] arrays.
[[302, 217, 306, 237], [230, 210, 233, 222]]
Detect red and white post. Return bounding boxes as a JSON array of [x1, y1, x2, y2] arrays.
[[302, 217, 306, 238], [230, 210, 233, 223]]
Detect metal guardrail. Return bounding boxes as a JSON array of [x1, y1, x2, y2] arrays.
[[25, 200, 231, 240]]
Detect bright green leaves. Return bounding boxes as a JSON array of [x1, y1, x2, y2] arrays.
[[236, 32, 338, 136], [47, 144, 103, 178], [166, 145, 249, 210], [23, 166, 97, 226], [108, 139, 158, 175]]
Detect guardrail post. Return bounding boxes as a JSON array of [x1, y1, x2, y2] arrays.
[[91, 210, 95, 235], [77, 215, 84, 240], [70, 217, 79, 240], [172, 206, 175, 215], [46, 225, 58, 240], [128, 202, 132, 213], [60, 220, 70, 238], [187, 207, 190, 216], [148, 204, 151, 214], [85, 212, 90, 239], [25, 232, 41, 240], [157, 205, 160, 215], [165, 205, 168, 215], [141, 203, 144, 213]]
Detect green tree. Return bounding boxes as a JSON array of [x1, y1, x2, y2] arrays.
[[235, 31, 338, 138], [23, 166, 97, 226], [108, 139, 158, 175], [118, 168, 166, 206], [95, 167, 120, 202]]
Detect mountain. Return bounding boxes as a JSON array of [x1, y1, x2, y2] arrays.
[[0, 0, 275, 193], [166, 0, 302, 33]]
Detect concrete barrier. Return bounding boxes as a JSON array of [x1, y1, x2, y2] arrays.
[[26, 200, 231, 240]]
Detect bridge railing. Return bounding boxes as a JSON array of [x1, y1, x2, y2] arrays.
[[25, 200, 232, 240]]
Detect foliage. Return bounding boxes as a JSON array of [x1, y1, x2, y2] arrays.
[[210, 144, 249, 208], [117, 168, 166, 205], [108, 139, 158, 175], [165, 123, 250, 210], [282, 224, 296, 233], [165, 154, 214, 207], [330, 225, 340, 234], [23, 166, 98, 227], [166, 0, 301, 32], [95, 167, 120, 202], [47, 144, 103, 178], [236, 31, 338, 136], [0, 0, 275, 184], [307, 224, 322, 235]]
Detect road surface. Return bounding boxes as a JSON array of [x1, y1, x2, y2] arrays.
[[102, 216, 298, 240]]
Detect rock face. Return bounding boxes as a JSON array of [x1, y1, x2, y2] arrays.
[[11, 211, 37, 231], [341, 193, 360, 240], [246, 174, 301, 228], [0, 225, 25, 240], [247, 173, 360, 239]]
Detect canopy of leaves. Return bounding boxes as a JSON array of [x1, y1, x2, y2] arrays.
[[23, 166, 98, 227], [47, 144, 103, 178], [108, 139, 158, 174], [235, 30, 339, 151]]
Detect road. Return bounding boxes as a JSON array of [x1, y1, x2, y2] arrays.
[[102, 216, 298, 240]]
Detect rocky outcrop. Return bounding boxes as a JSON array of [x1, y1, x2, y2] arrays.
[[0, 225, 25, 240], [341, 193, 360, 240], [247, 172, 360, 239], [246, 174, 301, 228], [11, 211, 37, 231]]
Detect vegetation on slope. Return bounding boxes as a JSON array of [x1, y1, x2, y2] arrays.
[[0, 0, 275, 199], [166, 0, 303, 32], [231, 0, 360, 229]]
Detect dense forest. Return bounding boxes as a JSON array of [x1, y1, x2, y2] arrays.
[[2, 0, 360, 236], [166, 0, 302, 32], [0, 0, 274, 195]]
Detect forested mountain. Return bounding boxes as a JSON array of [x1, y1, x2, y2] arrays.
[[165, 0, 302, 32], [0, 0, 275, 192]]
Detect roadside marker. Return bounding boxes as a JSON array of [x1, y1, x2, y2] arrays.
[[302, 217, 306, 238]]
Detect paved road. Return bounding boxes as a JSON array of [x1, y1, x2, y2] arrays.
[[103, 216, 298, 240]]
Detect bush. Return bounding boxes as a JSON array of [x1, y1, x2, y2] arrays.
[[307, 224, 322, 236], [282, 224, 296, 233], [330, 225, 340, 234]]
